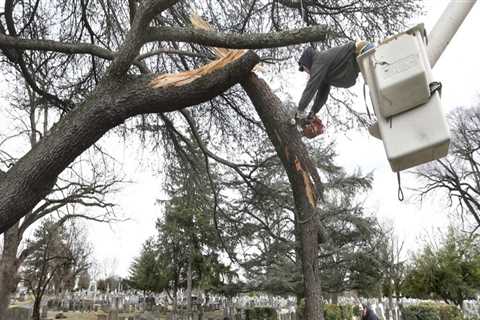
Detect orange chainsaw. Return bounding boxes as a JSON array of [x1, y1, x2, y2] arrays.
[[291, 114, 324, 139]]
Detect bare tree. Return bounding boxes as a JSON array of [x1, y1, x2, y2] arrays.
[[0, 166, 119, 319], [0, 81, 121, 318], [415, 105, 480, 233], [23, 220, 91, 320]]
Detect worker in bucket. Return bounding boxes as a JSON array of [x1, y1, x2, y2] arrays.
[[295, 41, 375, 127]]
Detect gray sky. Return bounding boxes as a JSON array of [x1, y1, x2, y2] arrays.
[[85, 0, 480, 277], [1, 0, 479, 277]]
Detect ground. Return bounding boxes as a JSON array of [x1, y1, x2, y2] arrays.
[[46, 310, 226, 320]]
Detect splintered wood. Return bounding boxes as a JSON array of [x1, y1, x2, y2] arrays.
[[150, 14, 246, 89], [150, 50, 246, 88], [190, 14, 233, 58]]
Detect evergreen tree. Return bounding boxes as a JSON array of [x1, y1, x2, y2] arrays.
[[402, 228, 480, 306], [129, 239, 169, 293]]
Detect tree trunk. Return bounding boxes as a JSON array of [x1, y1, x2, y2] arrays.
[[32, 295, 41, 320], [186, 250, 193, 320], [331, 293, 338, 305], [0, 223, 21, 319], [172, 286, 178, 320], [241, 73, 324, 320], [388, 293, 396, 320], [295, 215, 305, 320]]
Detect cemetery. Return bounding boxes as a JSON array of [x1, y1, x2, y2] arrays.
[[5, 288, 480, 320]]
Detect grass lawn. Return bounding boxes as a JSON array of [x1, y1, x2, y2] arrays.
[[47, 312, 97, 320], [46, 310, 225, 320]]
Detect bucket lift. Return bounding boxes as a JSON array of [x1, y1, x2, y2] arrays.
[[358, 0, 477, 172], [358, 24, 449, 172]]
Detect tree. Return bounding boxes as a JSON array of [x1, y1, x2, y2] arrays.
[[0, 56, 121, 317], [0, 119, 119, 319], [0, 0, 420, 242], [0, 1, 421, 319], [77, 270, 91, 290], [379, 229, 406, 320], [234, 138, 383, 301], [22, 220, 91, 320], [154, 196, 234, 320], [402, 227, 480, 306], [129, 238, 169, 294], [416, 106, 480, 232]]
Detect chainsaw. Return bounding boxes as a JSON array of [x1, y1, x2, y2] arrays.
[[290, 114, 324, 139]]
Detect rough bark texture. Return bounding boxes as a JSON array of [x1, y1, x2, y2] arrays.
[[241, 73, 324, 320], [0, 51, 260, 234], [0, 223, 21, 319], [186, 251, 193, 320], [145, 25, 330, 49], [32, 297, 41, 320]]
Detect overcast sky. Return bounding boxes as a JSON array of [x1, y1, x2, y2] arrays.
[[85, 0, 480, 277], [1, 0, 479, 277]]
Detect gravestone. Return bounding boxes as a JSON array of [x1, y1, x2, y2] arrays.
[[97, 310, 108, 320], [7, 306, 32, 320], [137, 312, 157, 320], [41, 306, 48, 319], [109, 310, 119, 320]]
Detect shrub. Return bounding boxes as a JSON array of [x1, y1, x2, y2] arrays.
[[438, 304, 463, 320], [353, 305, 361, 317], [401, 303, 463, 320], [324, 304, 342, 320], [323, 304, 354, 320], [295, 301, 355, 320], [245, 307, 277, 320]]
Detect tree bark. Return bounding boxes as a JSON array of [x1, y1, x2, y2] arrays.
[[388, 293, 396, 320], [32, 297, 41, 320], [0, 223, 21, 319], [241, 73, 324, 320], [187, 249, 193, 320], [172, 285, 178, 320], [0, 51, 260, 234]]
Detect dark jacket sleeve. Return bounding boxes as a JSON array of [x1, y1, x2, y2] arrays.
[[311, 83, 330, 115], [297, 55, 329, 113]]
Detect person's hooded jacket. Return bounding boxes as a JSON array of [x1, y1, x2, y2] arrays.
[[297, 42, 360, 115]]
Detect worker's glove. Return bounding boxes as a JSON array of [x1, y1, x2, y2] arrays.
[[295, 110, 308, 122]]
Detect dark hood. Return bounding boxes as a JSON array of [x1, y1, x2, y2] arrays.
[[298, 47, 315, 71]]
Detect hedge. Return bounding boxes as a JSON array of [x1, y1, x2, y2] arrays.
[[324, 304, 354, 320], [296, 300, 354, 320], [245, 307, 277, 320], [401, 302, 463, 320]]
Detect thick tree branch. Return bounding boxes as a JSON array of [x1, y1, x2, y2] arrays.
[[0, 33, 115, 59], [0, 24, 331, 60], [0, 50, 260, 234], [137, 48, 211, 61], [145, 25, 332, 49], [106, 0, 180, 78]]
